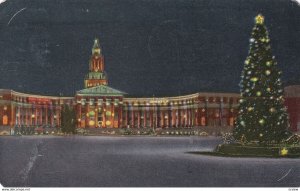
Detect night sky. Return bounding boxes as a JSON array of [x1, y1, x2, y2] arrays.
[[0, 0, 299, 97]]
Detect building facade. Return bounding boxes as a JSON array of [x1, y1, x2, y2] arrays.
[[0, 39, 298, 135], [284, 85, 300, 132]]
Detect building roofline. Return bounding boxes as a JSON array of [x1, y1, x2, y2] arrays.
[[124, 92, 240, 102], [0, 89, 73, 100]]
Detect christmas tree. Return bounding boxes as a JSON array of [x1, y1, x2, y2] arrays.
[[233, 14, 290, 144]]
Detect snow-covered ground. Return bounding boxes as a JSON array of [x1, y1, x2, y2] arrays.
[[0, 136, 299, 187]]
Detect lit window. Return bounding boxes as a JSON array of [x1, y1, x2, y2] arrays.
[[3, 115, 8, 125]]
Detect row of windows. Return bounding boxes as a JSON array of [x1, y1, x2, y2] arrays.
[[125, 97, 239, 106]]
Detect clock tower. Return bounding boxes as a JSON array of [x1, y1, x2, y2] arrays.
[[84, 38, 108, 88]]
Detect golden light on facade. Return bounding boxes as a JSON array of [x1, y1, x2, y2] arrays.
[[31, 114, 35, 118], [89, 120, 95, 126], [106, 120, 111, 126], [280, 147, 288, 156]]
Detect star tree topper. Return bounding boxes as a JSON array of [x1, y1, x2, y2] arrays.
[[255, 14, 264, 24]]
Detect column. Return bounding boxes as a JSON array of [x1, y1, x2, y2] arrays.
[[16, 106, 19, 126], [118, 106, 122, 128], [56, 106, 60, 127], [205, 98, 208, 126], [50, 107, 53, 127], [76, 104, 80, 128], [35, 107, 38, 126], [103, 102, 106, 128], [25, 107, 28, 126], [177, 108, 180, 127], [196, 108, 199, 126], [27, 107, 30, 126], [192, 108, 195, 127], [150, 109, 153, 128], [125, 104, 128, 127], [137, 108, 140, 128], [95, 102, 98, 128], [131, 107, 134, 128], [40, 106, 43, 125], [183, 109, 186, 127], [191, 108, 194, 126], [172, 109, 176, 127], [167, 109, 170, 128], [160, 110, 163, 128], [144, 109, 147, 128], [86, 100, 90, 128], [153, 105, 156, 128], [187, 107, 190, 127], [220, 97, 223, 126], [111, 102, 115, 128], [189, 108, 192, 127], [45, 105, 48, 125]]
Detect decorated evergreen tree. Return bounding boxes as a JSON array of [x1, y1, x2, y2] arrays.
[[233, 14, 290, 144], [61, 105, 76, 134]]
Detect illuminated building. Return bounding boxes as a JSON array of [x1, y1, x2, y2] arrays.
[[0, 39, 298, 135], [284, 85, 300, 132]]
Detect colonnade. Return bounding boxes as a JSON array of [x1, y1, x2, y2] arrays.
[[14, 104, 61, 127], [122, 96, 238, 128], [76, 97, 123, 128]]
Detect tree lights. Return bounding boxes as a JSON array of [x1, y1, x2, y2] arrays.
[[233, 14, 290, 144]]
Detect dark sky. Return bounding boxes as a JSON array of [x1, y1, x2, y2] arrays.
[[0, 0, 299, 97]]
